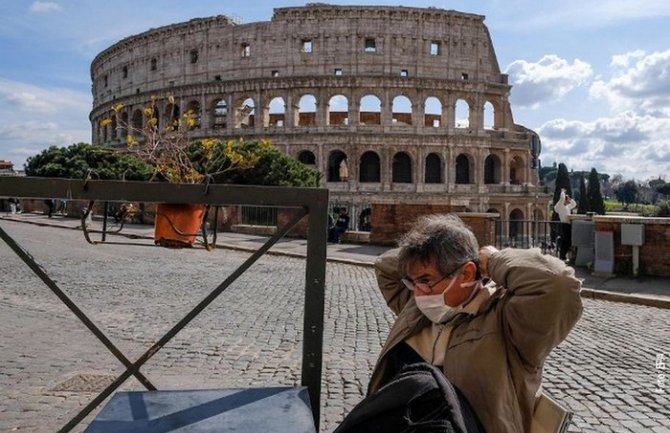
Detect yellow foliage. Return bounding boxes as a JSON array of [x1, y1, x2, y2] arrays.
[[112, 103, 124, 113], [100, 118, 112, 126]]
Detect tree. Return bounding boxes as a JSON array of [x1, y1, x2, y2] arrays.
[[615, 180, 639, 207], [552, 162, 572, 206], [586, 168, 605, 214], [577, 173, 589, 214], [25, 143, 154, 180], [211, 139, 321, 187]]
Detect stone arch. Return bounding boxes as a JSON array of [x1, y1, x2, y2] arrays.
[[327, 150, 348, 182], [131, 109, 143, 133], [298, 150, 316, 165], [235, 96, 255, 129], [455, 99, 470, 128], [359, 94, 381, 125], [483, 101, 495, 129], [165, 102, 180, 129], [359, 151, 381, 183], [110, 115, 117, 140], [119, 111, 128, 138], [392, 151, 412, 183], [267, 96, 286, 127], [298, 94, 317, 126], [213, 98, 228, 129], [424, 153, 442, 183], [425, 96, 442, 127], [484, 154, 502, 184], [510, 155, 526, 184], [392, 95, 412, 125], [327, 94, 349, 125], [185, 100, 201, 128], [509, 208, 525, 238], [455, 153, 474, 184]]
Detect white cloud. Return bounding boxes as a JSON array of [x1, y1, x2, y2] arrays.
[[0, 78, 91, 168], [30, 1, 61, 13], [590, 49, 670, 112], [538, 111, 670, 180], [505, 55, 593, 108]]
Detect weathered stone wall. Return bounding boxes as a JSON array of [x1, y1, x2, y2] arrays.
[[91, 4, 549, 229]]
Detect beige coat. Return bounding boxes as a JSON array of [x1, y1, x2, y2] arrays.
[[368, 248, 583, 433]]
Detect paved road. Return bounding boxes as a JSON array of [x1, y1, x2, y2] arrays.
[[0, 221, 668, 433]]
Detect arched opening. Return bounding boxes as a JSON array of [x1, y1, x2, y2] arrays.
[[327, 150, 347, 182], [509, 208, 525, 239], [298, 94, 317, 126], [298, 150, 316, 165], [455, 154, 472, 184], [455, 99, 469, 128], [510, 156, 525, 184], [359, 151, 380, 182], [425, 96, 442, 127], [165, 103, 180, 129], [392, 152, 412, 183], [110, 115, 117, 140], [213, 98, 228, 129], [424, 153, 442, 183], [120, 111, 128, 138], [483, 101, 495, 129], [328, 94, 349, 125], [235, 97, 255, 129], [484, 154, 502, 184], [392, 95, 412, 125], [359, 95, 381, 125], [131, 109, 143, 132], [185, 100, 201, 128], [268, 97, 286, 127]]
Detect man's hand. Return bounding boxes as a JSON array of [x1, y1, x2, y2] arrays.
[[478, 245, 499, 278]]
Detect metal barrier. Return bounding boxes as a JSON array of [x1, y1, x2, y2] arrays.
[[0, 177, 328, 432], [240, 205, 278, 226], [494, 218, 562, 256]]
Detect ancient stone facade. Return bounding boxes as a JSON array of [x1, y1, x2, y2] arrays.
[[90, 4, 549, 229]]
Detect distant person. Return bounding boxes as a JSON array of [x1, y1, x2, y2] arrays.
[[57, 199, 68, 215], [553, 189, 577, 260], [8, 197, 20, 214], [332, 207, 350, 243], [44, 199, 55, 218]]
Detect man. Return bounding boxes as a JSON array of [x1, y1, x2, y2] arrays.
[[332, 207, 350, 243], [553, 189, 577, 260], [369, 214, 582, 433]]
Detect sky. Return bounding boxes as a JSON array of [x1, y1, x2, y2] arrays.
[[1, 0, 669, 182]]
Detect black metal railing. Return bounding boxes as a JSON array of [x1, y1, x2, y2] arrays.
[[240, 205, 278, 226], [494, 219, 562, 256]]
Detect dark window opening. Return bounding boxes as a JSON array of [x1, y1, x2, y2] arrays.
[[122, 66, 128, 79], [103, 75, 108, 87], [400, 69, 408, 77], [272, 70, 279, 77], [359, 151, 381, 183], [214, 75, 222, 81], [425, 153, 442, 184], [365, 38, 376, 53], [392, 152, 412, 183], [334, 68, 342, 76], [190, 49, 199, 64], [455, 154, 471, 184], [461, 73, 469, 80], [241, 43, 250, 57], [150, 58, 157, 71]]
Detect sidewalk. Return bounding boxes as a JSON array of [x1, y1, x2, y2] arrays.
[[2, 212, 669, 308]]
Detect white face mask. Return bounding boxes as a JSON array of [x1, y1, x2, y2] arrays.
[[415, 277, 481, 324]]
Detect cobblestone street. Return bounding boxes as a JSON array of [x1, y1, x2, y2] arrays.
[[0, 221, 668, 433]]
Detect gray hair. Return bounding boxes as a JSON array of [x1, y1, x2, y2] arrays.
[[398, 214, 479, 276]]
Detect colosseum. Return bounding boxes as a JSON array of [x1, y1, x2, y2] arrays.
[[90, 3, 548, 232]]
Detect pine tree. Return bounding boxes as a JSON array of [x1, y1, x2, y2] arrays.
[[578, 173, 589, 214], [553, 163, 572, 206], [586, 168, 605, 214]]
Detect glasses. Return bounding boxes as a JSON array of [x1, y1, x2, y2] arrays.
[[401, 263, 466, 294]]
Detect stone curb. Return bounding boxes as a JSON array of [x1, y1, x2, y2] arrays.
[[2, 215, 669, 309]]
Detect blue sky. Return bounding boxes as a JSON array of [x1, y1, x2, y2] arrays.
[[1, 0, 669, 182]]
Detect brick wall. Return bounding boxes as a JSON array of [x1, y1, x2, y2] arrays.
[[369, 203, 496, 247], [594, 216, 670, 277]]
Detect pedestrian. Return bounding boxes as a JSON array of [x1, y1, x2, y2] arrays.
[[57, 199, 68, 215], [332, 207, 350, 243], [8, 197, 19, 214], [44, 198, 55, 218], [366, 214, 582, 433], [553, 189, 577, 260]]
